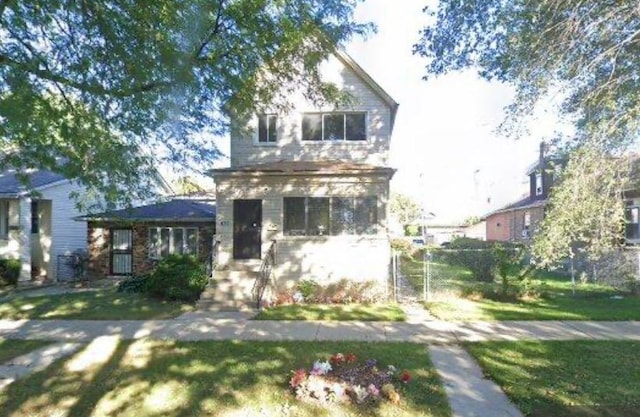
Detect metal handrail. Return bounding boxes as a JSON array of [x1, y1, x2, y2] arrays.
[[252, 240, 276, 308]]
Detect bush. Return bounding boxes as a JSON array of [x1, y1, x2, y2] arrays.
[[0, 259, 21, 287], [391, 238, 417, 257], [146, 254, 207, 302], [445, 238, 497, 282], [116, 274, 150, 294], [275, 279, 387, 305], [297, 279, 320, 301]]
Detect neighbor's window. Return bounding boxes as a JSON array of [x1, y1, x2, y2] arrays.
[[301, 112, 366, 141], [31, 201, 39, 234], [0, 201, 8, 239], [535, 173, 543, 196], [283, 196, 377, 236], [258, 114, 277, 143], [625, 203, 640, 240], [523, 211, 531, 231], [148, 227, 199, 259]]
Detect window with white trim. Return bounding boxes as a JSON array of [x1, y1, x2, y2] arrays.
[[283, 196, 377, 236], [535, 173, 543, 196], [301, 112, 366, 141], [148, 227, 198, 259], [0, 201, 8, 239], [257, 114, 277, 143]]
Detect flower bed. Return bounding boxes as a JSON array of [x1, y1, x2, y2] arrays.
[[289, 352, 411, 406]]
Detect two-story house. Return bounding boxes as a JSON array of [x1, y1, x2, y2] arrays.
[[483, 143, 555, 242], [208, 50, 398, 307]]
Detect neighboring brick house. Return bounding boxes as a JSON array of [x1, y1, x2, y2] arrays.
[[209, 49, 398, 306], [483, 143, 554, 243], [83, 199, 215, 277]]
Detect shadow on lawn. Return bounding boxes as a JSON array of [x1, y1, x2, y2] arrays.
[[0, 340, 450, 417]]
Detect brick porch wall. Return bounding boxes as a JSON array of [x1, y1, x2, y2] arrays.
[[87, 221, 215, 278]]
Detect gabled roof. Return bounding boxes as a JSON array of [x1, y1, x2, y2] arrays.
[[334, 49, 399, 133], [0, 169, 67, 196], [81, 199, 216, 222], [481, 196, 547, 220]]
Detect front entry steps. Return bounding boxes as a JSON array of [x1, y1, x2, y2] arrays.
[[197, 269, 260, 311]]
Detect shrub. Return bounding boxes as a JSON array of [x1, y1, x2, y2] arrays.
[[146, 254, 207, 302], [0, 259, 21, 287], [390, 238, 416, 257], [116, 274, 150, 294], [297, 279, 320, 301], [445, 238, 497, 282]]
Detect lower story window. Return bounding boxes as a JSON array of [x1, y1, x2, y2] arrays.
[[149, 227, 198, 259], [626, 205, 640, 240], [283, 196, 377, 236]]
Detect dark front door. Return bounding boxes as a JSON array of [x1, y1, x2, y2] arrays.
[[233, 199, 262, 259], [110, 228, 133, 275]]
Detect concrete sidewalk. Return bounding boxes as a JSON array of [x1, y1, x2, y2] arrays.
[[1, 317, 639, 342]]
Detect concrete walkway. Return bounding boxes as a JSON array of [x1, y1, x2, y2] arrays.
[[429, 345, 522, 417], [0, 317, 638, 342], [0, 342, 81, 390]]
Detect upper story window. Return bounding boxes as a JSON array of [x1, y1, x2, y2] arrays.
[[31, 201, 39, 234], [535, 173, 543, 196], [302, 112, 366, 142], [257, 114, 277, 143]]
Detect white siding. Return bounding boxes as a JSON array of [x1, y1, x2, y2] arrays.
[[39, 181, 92, 280], [230, 54, 393, 167]]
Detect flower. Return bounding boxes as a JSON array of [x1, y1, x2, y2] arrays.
[[382, 383, 400, 404], [311, 360, 332, 375], [351, 385, 369, 403], [400, 370, 411, 384], [345, 353, 357, 363], [387, 365, 397, 374], [292, 292, 304, 303], [365, 359, 377, 368], [330, 383, 346, 401], [289, 369, 307, 388], [330, 353, 345, 364], [367, 384, 380, 397]]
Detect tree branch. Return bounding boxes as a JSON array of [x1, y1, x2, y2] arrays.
[[0, 53, 172, 97]]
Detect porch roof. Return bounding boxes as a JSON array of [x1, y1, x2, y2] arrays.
[[80, 199, 216, 222], [211, 161, 396, 177], [0, 169, 67, 195]]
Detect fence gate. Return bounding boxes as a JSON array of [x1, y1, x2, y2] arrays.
[[110, 229, 133, 275]]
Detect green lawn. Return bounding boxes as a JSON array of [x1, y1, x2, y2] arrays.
[[401, 254, 640, 321], [0, 340, 450, 417], [0, 339, 52, 363], [466, 341, 640, 416], [0, 290, 193, 320], [253, 303, 406, 321]]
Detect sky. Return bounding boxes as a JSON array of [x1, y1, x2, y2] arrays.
[[196, 0, 561, 224]]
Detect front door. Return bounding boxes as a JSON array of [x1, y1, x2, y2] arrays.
[[110, 228, 133, 275], [233, 199, 262, 259]]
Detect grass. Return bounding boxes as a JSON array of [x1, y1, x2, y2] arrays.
[[401, 253, 640, 321], [253, 303, 406, 321], [0, 339, 52, 363], [0, 290, 194, 320], [466, 340, 640, 416], [0, 340, 450, 417]]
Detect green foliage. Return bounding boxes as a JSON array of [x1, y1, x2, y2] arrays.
[[296, 279, 320, 301], [116, 274, 150, 294], [403, 224, 421, 237], [0, 1, 371, 207], [415, 1, 640, 148], [533, 145, 629, 266], [391, 238, 417, 257], [146, 255, 207, 302], [445, 238, 497, 283], [0, 259, 21, 287], [390, 192, 422, 226]]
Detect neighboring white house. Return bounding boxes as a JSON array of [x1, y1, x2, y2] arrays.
[[0, 170, 91, 282], [210, 49, 399, 306]]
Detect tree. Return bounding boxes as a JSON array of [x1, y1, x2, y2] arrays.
[[389, 192, 421, 226], [0, 1, 370, 208], [415, 1, 640, 261], [414, 1, 640, 147], [173, 176, 206, 195], [533, 145, 630, 266]]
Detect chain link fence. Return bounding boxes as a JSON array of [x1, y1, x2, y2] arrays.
[[391, 245, 640, 302]]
